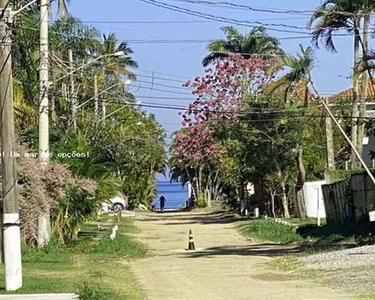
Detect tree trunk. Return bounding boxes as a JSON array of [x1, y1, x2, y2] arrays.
[[270, 191, 276, 219], [206, 190, 211, 208], [280, 183, 290, 218], [351, 22, 361, 168], [274, 158, 290, 218], [357, 14, 370, 160], [295, 146, 307, 220]]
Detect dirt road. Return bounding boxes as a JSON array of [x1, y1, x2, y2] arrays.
[[131, 212, 351, 300]]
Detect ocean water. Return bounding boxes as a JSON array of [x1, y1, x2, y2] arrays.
[[151, 180, 188, 211]]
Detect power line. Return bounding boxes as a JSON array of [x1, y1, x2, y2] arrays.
[[135, 79, 188, 91], [137, 85, 193, 95], [170, 0, 370, 17], [137, 96, 195, 101], [78, 17, 309, 24], [138, 0, 311, 35], [170, 0, 314, 15], [137, 0, 375, 38], [79, 20, 215, 24]]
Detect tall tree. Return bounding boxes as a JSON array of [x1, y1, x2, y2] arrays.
[[268, 45, 327, 219], [56, 0, 70, 15], [202, 26, 281, 66], [96, 33, 138, 81], [94, 33, 138, 118], [308, 0, 364, 168]]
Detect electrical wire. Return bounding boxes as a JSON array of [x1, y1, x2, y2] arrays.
[[138, 0, 312, 35], [170, 0, 372, 17]]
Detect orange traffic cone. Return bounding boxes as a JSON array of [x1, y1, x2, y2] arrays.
[[188, 230, 195, 250]]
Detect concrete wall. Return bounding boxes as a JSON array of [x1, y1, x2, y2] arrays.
[[351, 173, 375, 221], [362, 135, 374, 167]]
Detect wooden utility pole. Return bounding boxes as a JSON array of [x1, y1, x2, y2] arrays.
[[0, 0, 22, 290], [310, 82, 375, 187], [38, 0, 51, 246]]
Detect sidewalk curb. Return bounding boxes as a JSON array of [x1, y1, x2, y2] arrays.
[[0, 294, 78, 300]]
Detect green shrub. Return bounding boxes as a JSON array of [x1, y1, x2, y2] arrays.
[[92, 233, 147, 258], [52, 188, 100, 243], [21, 239, 71, 263], [77, 282, 108, 300], [241, 220, 304, 244]]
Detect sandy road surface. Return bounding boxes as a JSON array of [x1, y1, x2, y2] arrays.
[[131, 212, 351, 300]]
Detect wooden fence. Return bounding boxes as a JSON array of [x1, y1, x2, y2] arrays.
[[321, 172, 375, 222], [321, 179, 352, 222]]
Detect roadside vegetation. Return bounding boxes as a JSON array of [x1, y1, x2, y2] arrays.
[[0, 216, 147, 299], [238, 220, 304, 244], [238, 217, 375, 247], [7, 5, 167, 250], [238, 218, 375, 299]]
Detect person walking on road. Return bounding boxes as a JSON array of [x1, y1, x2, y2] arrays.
[[159, 195, 166, 212]]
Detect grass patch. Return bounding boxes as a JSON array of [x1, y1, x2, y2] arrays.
[[77, 282, 113, 300], [280, 217, 327, 227], [92, 234, 148, 258], [297, 221, 375, 245], [270, 255, 302, 271], [357, 293, 375, 300], [239, 219, 304, 244], [0, 217, 146, 299]]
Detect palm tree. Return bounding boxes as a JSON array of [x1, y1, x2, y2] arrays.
[[57, 0, 70, 15], [96, 33, 138, 81], [94, 33, 138, 118], [267, 45, 315, 106], [202, 26, 282, 66], [308, 0, 364, 168], [268, 45, 335, 219]]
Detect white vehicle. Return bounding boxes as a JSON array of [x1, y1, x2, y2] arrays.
[[102, 196, 129, 213]]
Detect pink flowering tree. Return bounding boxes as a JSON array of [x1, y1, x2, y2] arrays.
[[171, 123, 221, 207], [182, 54, 272, 126], [170, 54, 272, 207]]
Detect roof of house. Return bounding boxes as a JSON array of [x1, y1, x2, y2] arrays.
[[328, 80, 375, 102]]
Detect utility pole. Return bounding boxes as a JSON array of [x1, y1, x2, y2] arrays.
[[38, 0, 51, 246], [39, 0, 49, 163], [0, 0, 23, 290], [94, 75, 99, 119], [357, 10, 371, 160], [325, 98, 335, 183], [69, 49, 77, 130]]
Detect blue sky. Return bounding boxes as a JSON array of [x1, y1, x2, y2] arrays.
[[69, 0, 355, 140]]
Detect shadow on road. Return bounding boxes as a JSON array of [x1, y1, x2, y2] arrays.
[[138, 211, 240, 225], [180, 243, 303, 258]]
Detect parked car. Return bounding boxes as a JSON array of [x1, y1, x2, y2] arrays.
[[106, 196, 129, 212]]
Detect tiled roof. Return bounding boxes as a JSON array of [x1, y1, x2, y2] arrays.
[[328, 80, 375, 102]]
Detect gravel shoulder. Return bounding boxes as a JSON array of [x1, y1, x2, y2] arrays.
[[130, 211, 352, 300], [299, 245, 375, 296]]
